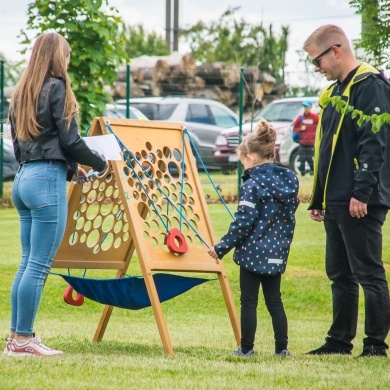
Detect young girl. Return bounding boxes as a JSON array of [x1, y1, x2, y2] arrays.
[[208, 119, 299, 357]]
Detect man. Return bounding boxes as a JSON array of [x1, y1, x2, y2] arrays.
[[304, 24, 390, 357], [292, 100, 318, 176]]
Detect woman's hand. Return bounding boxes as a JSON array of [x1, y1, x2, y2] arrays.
[[73, 167, 90, 183]]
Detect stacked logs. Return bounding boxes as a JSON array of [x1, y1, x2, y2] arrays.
[[112, 52, 288, 110]]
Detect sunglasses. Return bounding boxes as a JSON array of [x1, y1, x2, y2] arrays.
[[311, 44, 341, 67]]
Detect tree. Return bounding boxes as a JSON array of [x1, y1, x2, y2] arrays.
[[349, 0, 390, 68], [20, 0, 129, 132], [123, 25, 169, 58], [180, 7, 289, 82], [0, 54, 22, 88], [285, 49, 322, 98]]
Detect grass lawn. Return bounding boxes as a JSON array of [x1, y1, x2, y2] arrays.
[[1, 174, 390, 389]]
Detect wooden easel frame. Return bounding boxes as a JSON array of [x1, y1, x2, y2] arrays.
[[52, 117, 240, 354]]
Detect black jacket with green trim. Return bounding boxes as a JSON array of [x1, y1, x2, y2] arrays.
[[309, 63, 390, 210]]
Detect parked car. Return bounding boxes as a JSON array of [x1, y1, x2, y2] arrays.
[[278, 122, 303, 174], [116, 97, 239, 170], [0, 138, 19, 181], [104, 104, 148, 120], [213, 97, 319, 173]]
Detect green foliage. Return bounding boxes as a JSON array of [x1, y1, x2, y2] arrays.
[[180, 7, 289, 81], [285, 49, 323, 98], [286, 85, 321, 98], [20, 0, 129, 133], [324, 95, 390, 133], [0, 54, 22, 88], [349, 0, 390, 68], [123, 24, 169, 58]]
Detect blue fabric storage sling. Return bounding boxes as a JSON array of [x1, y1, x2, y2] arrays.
[[61, 273, 209, 310]]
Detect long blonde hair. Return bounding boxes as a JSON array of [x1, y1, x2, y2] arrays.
[[10, 32, 78, 141]]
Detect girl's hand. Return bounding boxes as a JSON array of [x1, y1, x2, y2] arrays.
[[208, 247, 220, 259]]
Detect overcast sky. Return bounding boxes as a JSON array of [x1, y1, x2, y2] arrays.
[[0, 0, 361, 86]]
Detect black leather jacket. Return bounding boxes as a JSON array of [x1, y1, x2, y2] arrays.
[[10, 77, 106, 179]]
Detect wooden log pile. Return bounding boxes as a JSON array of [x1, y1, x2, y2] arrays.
[[112, 52, 288, 110]]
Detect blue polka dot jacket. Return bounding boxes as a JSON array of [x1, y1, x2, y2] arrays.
[[214, 163, 299, 275]]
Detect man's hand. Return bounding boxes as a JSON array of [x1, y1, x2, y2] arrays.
[[349, 197, 367, 218], [309, 209, 324, 222]]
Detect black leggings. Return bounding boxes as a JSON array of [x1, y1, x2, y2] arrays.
[[240, 267, 288, 351]]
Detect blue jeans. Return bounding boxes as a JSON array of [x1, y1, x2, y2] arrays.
[[11, 160, 67, 336], [324, 205, 390, 350]]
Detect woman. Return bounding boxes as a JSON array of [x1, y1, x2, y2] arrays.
[[5, 32, 107, 357]]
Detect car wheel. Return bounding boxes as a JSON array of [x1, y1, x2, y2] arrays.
[[289, 148, 301, 174], [290, 148, 312, 175]]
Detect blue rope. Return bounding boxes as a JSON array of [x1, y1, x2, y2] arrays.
[[183, 129, 235, 220], [105, 123, 210, 247], [179, 130, 186, 229], [53, 268, 88, 278], [84, 123, 92, 136], [51, 124, 235, 281], [121, 145, 169, 232]]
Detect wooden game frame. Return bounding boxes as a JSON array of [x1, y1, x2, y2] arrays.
[[52, 117, 240, 354]]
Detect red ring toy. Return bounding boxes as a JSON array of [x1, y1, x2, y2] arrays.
[[164, 228, 188, 254], [63, 285, 84, 306]]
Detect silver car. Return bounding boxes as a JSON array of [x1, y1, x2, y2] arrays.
[[104, 104, 148, 120], [213, 97, 319, 173]]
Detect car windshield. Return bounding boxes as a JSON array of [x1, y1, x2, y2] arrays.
[[105, 109, 125, 118], [131, 103, 178, 120], [254, 101, 309, 122]]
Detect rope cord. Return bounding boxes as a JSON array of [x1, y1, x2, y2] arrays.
[[179, 131, 186, 229], [105, 123, 210, 247], [183, 129, 234, 221], [50, 269, 88, 278], [119, 138, 170, 232], [84, 123, 92, 136]]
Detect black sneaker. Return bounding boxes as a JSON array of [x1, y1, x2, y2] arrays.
[[232, 346, 254, 357], [306, 344, 352, 355], [358, 345, 387, 358], [275, 349, 291, 357]]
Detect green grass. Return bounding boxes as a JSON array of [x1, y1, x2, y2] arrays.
[[200, 171, 314, 203], [1, 180, 390, 389]]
